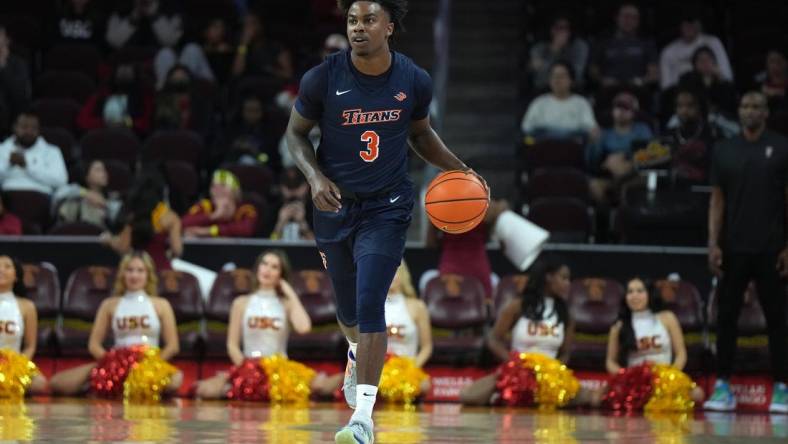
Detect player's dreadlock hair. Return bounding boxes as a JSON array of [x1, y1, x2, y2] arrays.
[[337, 0, 408, 35]]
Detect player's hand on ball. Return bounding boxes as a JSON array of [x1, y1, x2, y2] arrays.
[[310, 174, 342, 213], [464, 168, 490, 199]]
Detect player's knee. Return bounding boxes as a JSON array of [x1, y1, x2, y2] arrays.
[[357, 303, 386, 333]]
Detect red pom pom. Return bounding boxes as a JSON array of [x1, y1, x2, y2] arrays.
[[90, 346, 146, 398], [226, 359, 269, 402], [602, 363, 654, 411], [495, 353, 539, 407]]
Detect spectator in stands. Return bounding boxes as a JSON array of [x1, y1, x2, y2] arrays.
[[0, 111, 68, 195], [153, 26, 215, 90], [678, 46, 738, 118], [0, 255, 48, 394], [529, 15, 589, 91], [659, 15, 732, 90], [0, 26, 31, 137], [589, 3, 658, 88], [705, 91, 788, 413], [77, 63, 154, 135], [102, 168, 182, 271], [521, 61, 599, 142], [49, 251, 182, 397], [271, 169, 314, 241], [182, 169, 258, 238], [195, 250, 334, 400], [758, 49, 788, 101], [0, 195, 21, 235], [587, 91, 653, 204], [460, 257, 577, 406], [52, 159, 122, 229], [662, 88, 717, 185], [201, 18, 234, 85], [231, 13, 293, 81], [153, 64, 212, 133], [218, 95, 280, 173], [105, 0, 182, 50], [53, 0, 104, 46]]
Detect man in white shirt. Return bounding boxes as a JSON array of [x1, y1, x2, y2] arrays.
[[0, 111, 68, 195], [660, 15, 733, 90]]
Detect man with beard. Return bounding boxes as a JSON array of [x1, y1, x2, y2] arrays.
[[705, 91, 788, 413], [665, 88, 717, 185], [0, 111, 67, 195]]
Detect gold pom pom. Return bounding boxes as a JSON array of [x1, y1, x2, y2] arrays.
[[644, 364, 696, 413], [125, 403, 172, 441], [259, 355, 315, 404], [123, 348, 178, 403], [520, 353, 579, 409], [379, 355, 429, 405], [0, 349, 38, 400], [0, 400, 35, 440]]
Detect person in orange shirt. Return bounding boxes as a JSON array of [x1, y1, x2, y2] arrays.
[[182, 169, 259, 238]]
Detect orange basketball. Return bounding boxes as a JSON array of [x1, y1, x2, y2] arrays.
[[425, 170, 489, 234]]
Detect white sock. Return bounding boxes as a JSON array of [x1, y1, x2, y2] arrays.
[[352, 384, 377, 423], [347, 340, 358, 360]]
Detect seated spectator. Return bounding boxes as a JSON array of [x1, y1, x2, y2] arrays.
[[102, 168, 182, 271], [678, 46, 738, 117], [153, 27, 214, 90], [105, 0, 182, 50], [232, 13, 293, 82], [757, 49, 788, 106], [0, 112, 68, 195], [217, 95, 280, 173], [153, 65, 212, 133], [659, 15, 733, 90], [53, 0, 105, 46], [77, 63, 154, 134], [201, 18, 234, 85], [529, 15, 589, 91], [52, 159, 122, 229], [0, 195, 21, 235], [662, 88, 717, 185], [521, 61, 599, 142], [182, 169, 258, 238], [0, 26, 31, 137], [587, 91, 652, 205], [589, 3, 658, 88], [271, 167, 313, 241]]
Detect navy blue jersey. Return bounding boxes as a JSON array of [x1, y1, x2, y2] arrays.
[[295, 50, 433, 193]]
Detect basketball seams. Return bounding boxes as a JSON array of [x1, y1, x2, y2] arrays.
[[425, 175, 486, 197], [426, 201, 489, 224], [425, 170, 489, 234]]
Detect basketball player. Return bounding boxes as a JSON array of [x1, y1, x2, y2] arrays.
[[285, 1, 485, 441]]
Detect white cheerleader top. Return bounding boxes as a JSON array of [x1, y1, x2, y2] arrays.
[[0, 292, 23, 352], [242, 290, 288, 358], [627, 311, 672, 367], [385, 293, 419, 358], [112, 291, 161, 348], [511, 297, 565, 359]]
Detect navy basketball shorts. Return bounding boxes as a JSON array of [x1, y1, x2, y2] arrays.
[[314, 181, 414, 333]]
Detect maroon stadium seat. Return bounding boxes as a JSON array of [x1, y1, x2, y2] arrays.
[[707, 283, 770, 373], [526, 197, 593, 243], [142, 130, 204, 167], [287, 270, 344, 360], [226, 164, 275, 197], [35, 71, 96, 104], [48, 222, 103, 236], [525, 167, 589, 203], [58, 266, 116, 357], [102, 159, 133, 195], [80, 128, 141, 168], [654, 279, 706, 372], [493, 273, 529, 318], [22, 262, 60, 356], [157, 270, 204, 358], [163, 161, 200, 206], [40, 127, 76, 166], [522, 139, 584, 170], [204, 269, 254, 357], [423, 274, 487, 365], [241, 192, 269, 236], [31, 98, 81, 132], [1, 191, 51, 234], [44, 43, 101, 80], [568, 277, 624, 370]]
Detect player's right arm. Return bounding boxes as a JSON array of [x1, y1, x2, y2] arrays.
[[286, 63, 342, 213]]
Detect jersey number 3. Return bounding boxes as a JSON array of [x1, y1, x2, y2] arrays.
[[359, 130, 380, 162]]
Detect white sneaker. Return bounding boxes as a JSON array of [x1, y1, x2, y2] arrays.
[[335, 419, 374, 444], [343, 348, 357, 410], [704, 380, 737, 412]]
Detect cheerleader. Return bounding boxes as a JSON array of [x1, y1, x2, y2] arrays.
[[325, 260, 433, 403], [600, 277, 703, 411], [460, 257, 579, 407], [195, 250, 326, 401], [0, 255, 47, 396], [49, 251, 182, 399]]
